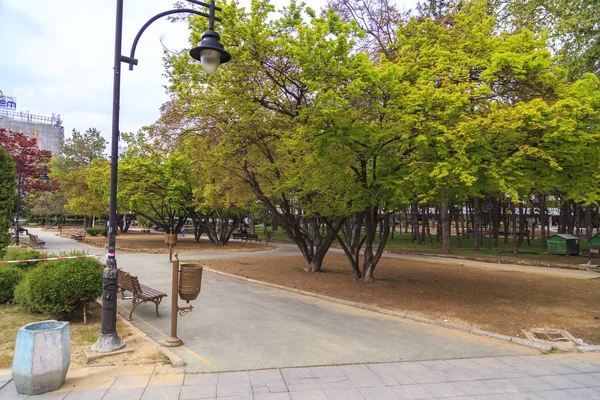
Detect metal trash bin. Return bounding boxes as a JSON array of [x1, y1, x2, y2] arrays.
[[178, 264, 203, 302]]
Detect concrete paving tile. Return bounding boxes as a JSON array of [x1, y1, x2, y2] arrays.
[[560, 360, 600, 373], [537, 375, 583, 389], [254, 393, 291, 400], [511, 377, 556, 391], [185, 375, 219, 386], [217, 372, 251, 383], [250, 370, 284, 384], [289, 391, 328, 400], [394, 363, 430, 374], [480, 379, 523, 394], [323, 387, 364, 400], [438, 370, 476, 382], [216, 395, 253, 400], [216, 382, 252, 398], [420, 360, 454, 372], [561, 387, 600, 399], [310, 367, 344, 378], [567, 373, 600, 387], [445, 359, 482, 370], [147, 374, 185, 387], [103, 387, 145, 400], [451, 380, 497, 396], [463, 368, 502, 380], [420, 382, 467, 398], [282, 369, 314, 381], [27, 391, 70, 399], [503, 393, 546, 400], [140, 385, 181, 400], [340, 365, 384, 388], [252, 383, 289, 394], [367, 364, 416, 386], [64, 389, 107, 400], [110, 374, 151, 389], [0, 383, 7, 391], [442, 397, 474, 400], [253, 393, 291, 400], [471, 394, 510, 400], [358, 386, 400, 400], [322, 380, 356, 391], [286, 382, 322, 392], [404, 371, 446, 384], [180, 384, 217, 399], [389, 384, 433, 399], [0, 381, 29, 400]]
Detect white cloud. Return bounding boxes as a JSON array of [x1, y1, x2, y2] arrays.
[[1, 0, 416, 145]]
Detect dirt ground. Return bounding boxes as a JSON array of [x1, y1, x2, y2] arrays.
[[198, 254, 600, 346], [78, 232, 273, 254]]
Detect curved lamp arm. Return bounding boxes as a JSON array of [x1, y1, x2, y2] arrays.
[[122, 8, 222, 70]]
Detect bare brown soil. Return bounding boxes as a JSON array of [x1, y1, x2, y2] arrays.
[[198, 254, 600, 345], [78, 232, 273, 254]]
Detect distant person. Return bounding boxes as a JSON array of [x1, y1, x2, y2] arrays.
[[180, 228, 186, 236]]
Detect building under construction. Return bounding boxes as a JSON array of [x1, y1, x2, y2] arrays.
[[0, 94, 64, 155]]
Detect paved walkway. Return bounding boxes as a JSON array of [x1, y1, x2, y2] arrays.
[[1, 353, 599, 399], [25, 229, 537, 372]]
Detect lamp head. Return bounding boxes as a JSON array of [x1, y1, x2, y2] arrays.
[[189, 30, 231, 74]]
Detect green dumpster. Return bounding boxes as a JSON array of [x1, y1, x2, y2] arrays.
[[547, 234, 580, 255]]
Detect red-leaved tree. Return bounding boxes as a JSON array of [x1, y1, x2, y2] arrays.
[[0, 128, 57, 194]]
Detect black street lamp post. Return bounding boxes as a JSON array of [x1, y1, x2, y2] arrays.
[[14, 161, 49, 247], [92, 0, 231, 353]]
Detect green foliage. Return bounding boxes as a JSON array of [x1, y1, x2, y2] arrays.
[[0, 146, 16, 258], [2, 248, 46, 270], [0, 267, 24, 303], [85, 227, 107, 237], [14, 258, 103, 318]]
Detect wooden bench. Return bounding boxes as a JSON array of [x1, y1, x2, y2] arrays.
[[232, 232, 247, 241], [28, 233, 45, 248], [117, 269, 167, 321], [246, 233, 262, 244], [71, 229, 86, 241]]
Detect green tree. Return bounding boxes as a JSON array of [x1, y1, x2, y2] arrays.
[[500, 0, 600, 79]]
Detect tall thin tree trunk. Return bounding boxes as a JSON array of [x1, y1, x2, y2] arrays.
[[511, 201, 518, 255], [440, 201, 451, 254], [540, 194, 548, 250], [474, 197, 481, 251]]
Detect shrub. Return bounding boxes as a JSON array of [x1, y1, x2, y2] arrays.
[[14, 257, 103, 317], [86, 227, 102, 236], [0, 266, 25, 303], [2, 248, 46, 270]]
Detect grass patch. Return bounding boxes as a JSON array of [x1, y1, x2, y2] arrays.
[[0, 303, 132, 368]]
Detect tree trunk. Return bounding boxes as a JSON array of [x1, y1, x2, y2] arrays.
[[540, 194, 548, 250], [585, 205, 592, 235], [518, 203, 526, 246], [440, 201, 451, 254], [511, 201, 518, 255], [455, 204, 462, 248], [425, 207, 433, 245], [474, 197, 481, 251]]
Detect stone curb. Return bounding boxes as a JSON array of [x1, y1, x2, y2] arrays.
[[115, 306, 187, 368], [204, 268, 572, 353]]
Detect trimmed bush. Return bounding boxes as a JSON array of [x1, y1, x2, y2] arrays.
[[14, 258, 103, 317], [85, 227, 103, 236], [0, 266, 25, 303], [2, 248, 46, 270]]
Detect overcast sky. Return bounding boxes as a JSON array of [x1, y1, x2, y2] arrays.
[[1, 0, 416, 145]]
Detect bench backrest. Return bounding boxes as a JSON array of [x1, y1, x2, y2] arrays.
[[118, 269, 142, 294], [247, 233, 258, 240]]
